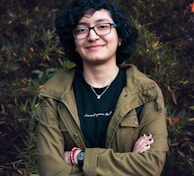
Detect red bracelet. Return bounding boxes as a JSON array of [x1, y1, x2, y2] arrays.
[[70, 147, 80, 166]]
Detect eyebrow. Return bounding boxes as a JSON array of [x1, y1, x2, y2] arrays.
[[77, 19, 112, 25]]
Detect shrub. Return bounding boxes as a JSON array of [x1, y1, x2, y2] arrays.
[[0, 0, 193, 175]]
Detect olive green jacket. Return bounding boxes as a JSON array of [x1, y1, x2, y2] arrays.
[[37, 64, 168, 176]]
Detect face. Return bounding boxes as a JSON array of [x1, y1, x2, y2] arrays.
[[74, 9, 121, 66]]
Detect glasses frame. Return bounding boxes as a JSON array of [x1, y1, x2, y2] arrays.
[[72, 23, 117, 39]]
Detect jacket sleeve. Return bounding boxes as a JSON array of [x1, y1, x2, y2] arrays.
[[37, 97, 83, 176], [82, 86, 168, 176]]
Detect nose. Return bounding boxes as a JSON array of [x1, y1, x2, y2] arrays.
[[87, 28, 100, 40]]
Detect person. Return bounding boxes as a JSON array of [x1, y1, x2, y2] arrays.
[[37, 0, 168, 175]]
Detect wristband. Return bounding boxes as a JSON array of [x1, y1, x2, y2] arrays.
[[70, 147, 81, 166]]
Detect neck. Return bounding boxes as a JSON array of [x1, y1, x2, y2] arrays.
[[83, 63, 119, 88]]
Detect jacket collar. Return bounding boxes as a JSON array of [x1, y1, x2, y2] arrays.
[[124, 64, 158, 106], [40, 68, 76, 101], [40, 64, 158, 106]]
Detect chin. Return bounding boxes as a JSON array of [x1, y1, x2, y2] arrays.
[[84, 58, 107, 65]]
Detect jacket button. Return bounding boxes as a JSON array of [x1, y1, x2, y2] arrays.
[[73, 134, 79, 138]]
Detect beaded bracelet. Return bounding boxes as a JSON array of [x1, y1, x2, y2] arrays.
[[70, 147, 81, 166]]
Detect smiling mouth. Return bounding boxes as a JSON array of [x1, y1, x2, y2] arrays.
[[86, 45, 104, 51]]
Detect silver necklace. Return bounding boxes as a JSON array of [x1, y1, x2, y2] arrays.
[[90, 84, 111, 99]]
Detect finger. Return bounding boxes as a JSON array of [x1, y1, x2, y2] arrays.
[[137, 135, 152, 146], [133, 140, 149, 153], [133, 134, 154, 153], [148, 137, 154, 144], [143, 134, 154, 144], [138, 144, 151, 153], [134, 139, 145, 149], [136, 138, 153, 151]]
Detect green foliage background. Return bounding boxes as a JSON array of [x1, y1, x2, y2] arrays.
[[0, 0, 194, 175]]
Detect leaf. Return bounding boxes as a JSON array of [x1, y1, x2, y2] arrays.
[[189, 106, 194, 111], [171, 91, 177, 105]]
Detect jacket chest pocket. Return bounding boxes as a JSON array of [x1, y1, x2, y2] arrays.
[[114, 110, 140, 152]]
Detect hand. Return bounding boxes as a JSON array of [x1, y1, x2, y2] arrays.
[[64, 148, 81, 166], [64, 151, 72, 164], [132, 134, 154, 154]]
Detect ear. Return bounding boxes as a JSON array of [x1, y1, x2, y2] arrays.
[[118, 38, 122, 46]]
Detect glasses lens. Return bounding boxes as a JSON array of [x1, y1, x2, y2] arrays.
[[73, 23, 115, 39], [94, 23, 111, 36], [73, 27, 88, 39]]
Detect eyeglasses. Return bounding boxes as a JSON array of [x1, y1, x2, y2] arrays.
[[73, 23, 117, 39]]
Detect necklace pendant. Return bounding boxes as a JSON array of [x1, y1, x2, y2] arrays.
[[90, 84, 111, 100]]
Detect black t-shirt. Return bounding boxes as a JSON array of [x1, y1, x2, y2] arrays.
[[73, 69, 126, 147]]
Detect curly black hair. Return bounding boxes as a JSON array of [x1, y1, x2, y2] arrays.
[[55, 0, 137, 66]]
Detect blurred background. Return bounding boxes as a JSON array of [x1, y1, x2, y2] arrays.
[[0, 0, 194, 175]]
